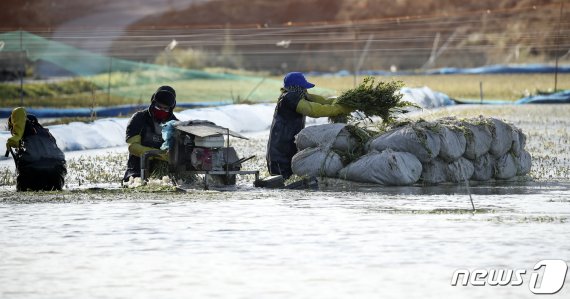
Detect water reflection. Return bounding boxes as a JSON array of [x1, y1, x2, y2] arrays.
[[319, 178, 570, 196]]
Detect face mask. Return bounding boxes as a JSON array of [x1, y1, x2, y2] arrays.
[[152, 106, 170, 122]]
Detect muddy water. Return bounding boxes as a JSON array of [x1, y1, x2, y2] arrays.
[[1, 182, 569, 299], [1, 104, 570, 298]]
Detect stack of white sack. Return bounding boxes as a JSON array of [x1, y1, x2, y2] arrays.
[[291, 116, 531, 185], [292, 124, 358, 178]]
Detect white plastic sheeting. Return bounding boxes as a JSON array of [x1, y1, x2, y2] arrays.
[[0, 104, 280, 153], [175, 104, 276, 133], [0, 86, 455, 153], [399, 86, 455, 109]]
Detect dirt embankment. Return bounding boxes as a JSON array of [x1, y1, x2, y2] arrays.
[[1, 0, 567, 71], [124, 0, 567, 71], [1, 0, 561, 33]]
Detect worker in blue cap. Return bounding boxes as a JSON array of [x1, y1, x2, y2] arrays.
[[266, 72, 353, 179]]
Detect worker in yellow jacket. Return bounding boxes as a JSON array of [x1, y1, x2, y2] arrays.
[[123, 86, 177, 182], [266, 72, 353, 179], [5, 107, 66, 191]]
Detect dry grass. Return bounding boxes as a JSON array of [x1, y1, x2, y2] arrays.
[[0, 153, 128, 187], [3, 73, 568, 108]]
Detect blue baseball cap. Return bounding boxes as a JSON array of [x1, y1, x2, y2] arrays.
[[284, 72, 315, 89]]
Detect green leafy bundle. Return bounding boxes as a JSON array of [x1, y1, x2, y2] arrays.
[[334, 77, 418, 123]]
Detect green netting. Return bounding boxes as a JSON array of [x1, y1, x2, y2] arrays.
[[0, 31, 334, 104]]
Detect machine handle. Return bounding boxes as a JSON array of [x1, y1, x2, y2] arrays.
[[5, 148, 17, 161], [226, 155, 256, 169]]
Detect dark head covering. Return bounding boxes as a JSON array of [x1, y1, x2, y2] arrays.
[[150, 85, 177, 110], [153, 90, 176, 108], [156, 85, 176, 98]]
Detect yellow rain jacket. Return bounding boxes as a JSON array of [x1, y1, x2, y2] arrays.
[[296, 93, 352, 117], [6, 107, 27, 149], [126, 135, 168, 161]]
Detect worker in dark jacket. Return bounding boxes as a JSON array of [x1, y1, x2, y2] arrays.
[[267, 72, 353, 179], [5, 107, 66, 191], [123, 86, 178, 182]]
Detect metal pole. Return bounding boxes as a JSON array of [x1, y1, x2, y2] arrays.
[[244, 77, 266, 102], [91, 88, 96, 121], [465, 178, 475, 212], [226, 128, 230, 180], [554, 1, 564, 92], [355, 34, 374, 75], [19, 30, 24, 107], [107, 57, 112, 106], [422, 32, 440, 69], [479, 81, 483, 104], [353, 29, 358, 87], [421, 30, 459, 70]]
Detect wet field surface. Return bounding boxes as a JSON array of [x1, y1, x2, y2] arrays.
[[1, 181, 570, 299], [1, 104, 570, 298]]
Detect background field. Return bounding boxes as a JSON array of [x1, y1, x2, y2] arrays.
[[1, 73, 568, 108]]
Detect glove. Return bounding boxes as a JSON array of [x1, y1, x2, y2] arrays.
[[127, 135, 163, 158], [338, 104, 355, 114], [6, 136, 22, 149], [157, 150, 169, 162]]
